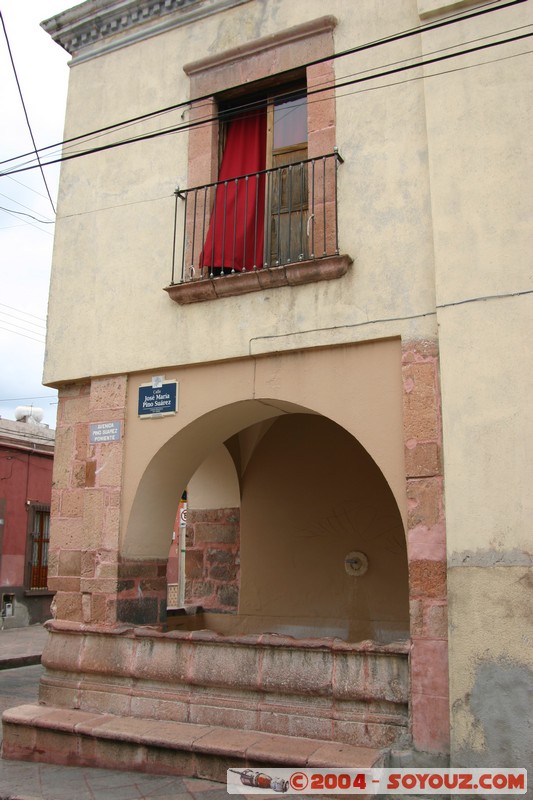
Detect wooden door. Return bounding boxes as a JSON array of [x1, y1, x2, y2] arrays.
[[266, 92, 308, 266]]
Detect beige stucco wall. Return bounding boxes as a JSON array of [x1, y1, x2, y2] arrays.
[[44, 0, 437, 386], [120, 339, 406, 561], [187, 444, 240, 509], [418, 0, 533, 769]]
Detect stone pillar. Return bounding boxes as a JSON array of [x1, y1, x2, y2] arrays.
[[48, 376, 164, 627], [184, 508, 240, 611], [402, 340, 449, 755]]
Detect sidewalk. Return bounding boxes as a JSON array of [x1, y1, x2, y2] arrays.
[[0, 625, 233, 800], [0, 624, 48, 670]]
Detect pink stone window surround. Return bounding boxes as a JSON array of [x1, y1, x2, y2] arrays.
[[164, 16, 350, 304]]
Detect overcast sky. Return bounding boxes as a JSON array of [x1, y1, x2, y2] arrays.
[[0, 1, 70, 430]]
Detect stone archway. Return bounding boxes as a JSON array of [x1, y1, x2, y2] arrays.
[[43, 338, 447, 757]]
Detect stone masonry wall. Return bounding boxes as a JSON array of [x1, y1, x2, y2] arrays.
[[402, 340, 449, 754], [48, 377, 167, 627], [184, 508, 240, 612]]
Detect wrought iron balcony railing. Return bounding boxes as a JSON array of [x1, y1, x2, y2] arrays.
[[171, 150, 343, 285]]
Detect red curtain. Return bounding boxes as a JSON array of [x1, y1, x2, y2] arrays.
[[200, 108, 267, 273]]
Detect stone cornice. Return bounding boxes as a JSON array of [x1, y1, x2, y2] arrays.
[[41, 0, 253, 64]]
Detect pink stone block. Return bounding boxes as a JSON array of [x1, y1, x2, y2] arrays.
[[165, 280, 217, 305], [89, 376, 127, 412], [258, 709, 333, 742], [79, 630, 134, 676], [213, 271, 261, 298], [410, 598, 448, 640], [2, 703, 51, 724], [142, 718, 213, 748], [188, 642, 260, 691], [408, 524, 446, 562], [333, 718, 409, 750], [143, 745, 196, 776], [333, 651, 409, 703], [188, 703, 258, 731], [191, 726, 262, 757], [412, 692, 450, 753], [410, 638, 449, 698], [260, 646, 333, 697], [409, 559, 447, 599], [246, 733, 321, 765], [308, 126, 336, 159], [308, 741, 384, 769], [133, 636, 191, 683]]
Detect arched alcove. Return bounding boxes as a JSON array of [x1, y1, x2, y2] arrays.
[[123, 399, 408, 642], [239, 414, 409, 642], [122, 398, 307, 559]]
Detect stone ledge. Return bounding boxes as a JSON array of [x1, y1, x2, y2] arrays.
[[44, 617, 410, 654], [2, 703, 385, 780], [164, 254, 352, 305]]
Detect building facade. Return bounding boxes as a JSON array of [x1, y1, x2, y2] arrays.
[[3, 0, 531, 781], [0, 413, 55, 627]]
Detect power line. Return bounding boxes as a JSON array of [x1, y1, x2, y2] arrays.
[[0, 395, 56, 402], [0, 303, 46, 322], [0, 324, 45, 344], [6, 174, 49, 199], [0, 312, 46, 334], [3, 26, 531, 179], [0, 206, 55, 224], [0, 191, 55, 222], [0, 310, 46, 329], [0, 318, 46, 338], [0, 10, 57, 214], [26, 45, 521, 225], [0, 0, 526, 173], [0, 206, 54, 235]]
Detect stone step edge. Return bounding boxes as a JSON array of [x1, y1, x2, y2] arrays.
[[2, 704, 386, 768]]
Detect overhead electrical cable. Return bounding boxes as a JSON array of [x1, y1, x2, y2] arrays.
[[0, 206, 54, 235], [0, 0, 527, 172], [0, 310, 46, 334], [1, 27, 531, 178], [0, 318, 46, 337], [0, 191, 55, 221], [0, 395, 55, 401], [0, 324, 45, 344], [0, 303, 46, 322], [0, 11, 57, 214], [6, 174, 49, 199], [0, 206, 55, 224]]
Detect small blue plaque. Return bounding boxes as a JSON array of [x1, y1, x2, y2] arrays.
[[138, 381, 178, 417]]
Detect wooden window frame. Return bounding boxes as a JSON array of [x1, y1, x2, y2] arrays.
[[26, 503, 50, 592]]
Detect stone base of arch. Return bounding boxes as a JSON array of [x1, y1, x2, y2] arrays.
[[5, 337, 449, 768]]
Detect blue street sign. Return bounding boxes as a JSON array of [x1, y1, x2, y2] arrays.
[[138, 381, 178, 417]]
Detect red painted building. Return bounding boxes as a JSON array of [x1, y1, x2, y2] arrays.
[[0, 411, 55, 628]]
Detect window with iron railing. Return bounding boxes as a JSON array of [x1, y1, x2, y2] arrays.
[[169, 85, 344, 289], [171, 149, 343, 285]]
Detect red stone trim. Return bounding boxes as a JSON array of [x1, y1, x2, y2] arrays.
[[164, 254, 352, 305], [184, 15, 338, 96], [401, 339, 449, 755]]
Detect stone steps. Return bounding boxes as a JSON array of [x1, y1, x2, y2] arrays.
[[2, 703, 386, 783]]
